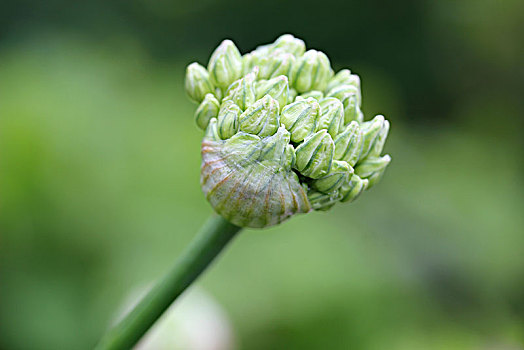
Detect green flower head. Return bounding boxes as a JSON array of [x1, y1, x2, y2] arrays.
[[185, 34, 392, 228]]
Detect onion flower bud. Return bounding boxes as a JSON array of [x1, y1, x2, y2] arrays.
[[208, 40, 243, 90], [280, 97, 320, 142], [185, 34, 392, 228], [292, 50, 334, 93], [185, 62, 215, 103], [195, 93, 220, 130]]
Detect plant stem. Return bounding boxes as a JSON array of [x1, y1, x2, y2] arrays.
[[95, 214, 242, 350]]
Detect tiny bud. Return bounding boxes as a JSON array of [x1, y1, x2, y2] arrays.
[[223, 71, 257, 110], [195, 93, 220, 130], [334, 121, 363, 166], [204, 118, 221, 141], [255, 75, 289, 111], [367, 120, 390, 159], [292, 50, 334, 93], [239, 95, 280, 137], [312, 160, 353, 193], [342, 95, 364, 124], [294, 129, 334, 179], [271, 34, 306, 57], [217, 101, 241, 139], [258, 52, 295, 80], [185, 62, 215, 103], [354, 155, 391, 188], [325, 69, 361, 98], [208, 40, 243, 90], [280, 97, 320, 142], [327, 84, 361, 108], [258, 126, 291, 163], [288, 88, 298, 103], [283, 144, 296, 169], [307, 190, 342, 211], [317, 97, 344, 138], [298, 90, 324, 101], [339, 174, 368, 203], [360, 115, 387, 160]]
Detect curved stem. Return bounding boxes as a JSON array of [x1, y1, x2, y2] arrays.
[[95, 215, 242, 350]]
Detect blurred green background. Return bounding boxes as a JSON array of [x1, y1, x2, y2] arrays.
[[1, 0, 523, 349]]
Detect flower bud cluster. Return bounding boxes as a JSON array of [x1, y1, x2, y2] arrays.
[[186, 34, 391, 213]]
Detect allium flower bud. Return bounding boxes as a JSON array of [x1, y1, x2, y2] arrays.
[[239, 95, 280, 137], [185, 63, 215, 103], [299, 90, 324, 101], [325, 69, 361, 97], [312, 160, 353, 193], [257, 51, 295, 80], [216, 101, 240, 139], [292, 50, 334, 93], [355, 154, 391, 189], [255, 75, 289, 110], [186, 34, 392, 228], [280, 97, 320, 142], [195, 93, 220, 130], [307, 190, 342, 211], [341, 95, 364, 124], [294, 129, 334, 179], [339, 174, 368, 203], [270, 34, 306, 57], [208, 40, 243, 90], [317, 97, 344, 138], [223, 71, 257, 110], [359, 115, 388, 160], [333, 121, 363, 167]]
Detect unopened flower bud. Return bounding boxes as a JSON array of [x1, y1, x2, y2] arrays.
[[367, 119, 390, 159], [258, 126, 291, 164], [239, 95, 280, 137], [270, 34, 306, 57], [307, 190, 342, 211], [255, 75, 289, 110], [292, 50, 334, 93], [217, 101, 241, 139], [312, 160, 353, 193], [325, 69, 361, 97], [195, 93, 220, 130], [223, 71, 257, 110], [208, 40, 243, 90], [327, 84, 361, 108], [342, 95, 364, 124], [185, 62, 215, 103], [354, 154, 391, 189], [298, 90, 324, 101], [288, 88, 298, 103], [280, 97, 320, 142], [317, 97, 344, 138], [204, 118, 221, 141], [334, 121, 363, 166], [257, 52, 295, 80], [360, 115, 388, 160], [294, 129, 334, 179], [339, 174, 368, 203]]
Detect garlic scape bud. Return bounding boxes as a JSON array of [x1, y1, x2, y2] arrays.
[[185, 34, 392, 228]]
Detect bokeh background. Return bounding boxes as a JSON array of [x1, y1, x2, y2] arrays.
[[1, 0, 524, 349]]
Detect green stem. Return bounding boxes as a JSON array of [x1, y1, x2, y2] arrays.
[[95, 215, 242, 350]]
